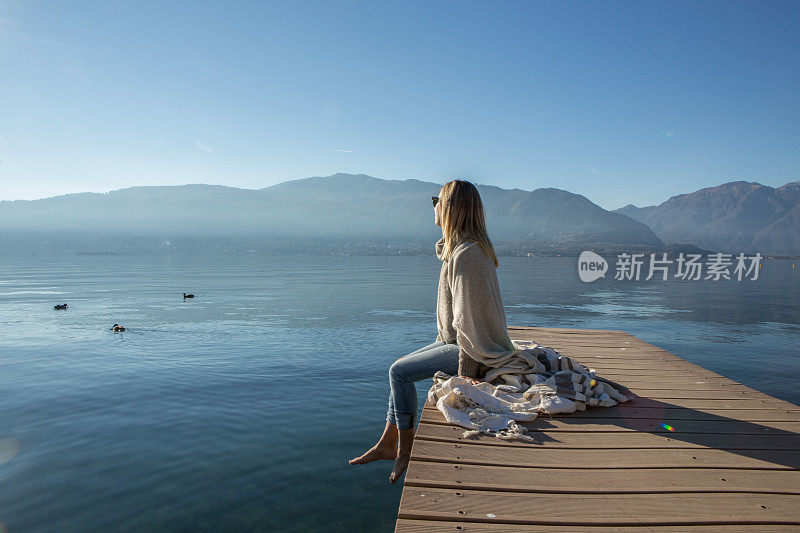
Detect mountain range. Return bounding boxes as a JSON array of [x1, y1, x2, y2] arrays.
[[614, 180, 800, 256], [1, 173, 797, 256]]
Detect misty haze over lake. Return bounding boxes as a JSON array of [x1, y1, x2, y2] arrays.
[[3, 174, 798, 257]]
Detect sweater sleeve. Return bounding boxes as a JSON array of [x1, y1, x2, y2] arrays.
[[458, 348, 480, 378]]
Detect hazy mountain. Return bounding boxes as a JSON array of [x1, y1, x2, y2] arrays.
[[614, 180, 800, 255], [0, 173, 668, 255]]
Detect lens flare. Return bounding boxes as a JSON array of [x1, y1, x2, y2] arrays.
[[0, 437, 20, 464], [661, 423, 675, 431]]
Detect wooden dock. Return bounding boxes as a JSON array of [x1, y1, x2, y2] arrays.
[[395, 326, 800, 531]]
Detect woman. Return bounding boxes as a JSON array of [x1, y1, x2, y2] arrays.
[[349, 179, 517, 484]]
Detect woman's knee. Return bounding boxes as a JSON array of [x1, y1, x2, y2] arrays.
[[389, 359, 407, 381]]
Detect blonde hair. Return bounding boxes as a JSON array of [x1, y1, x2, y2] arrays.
[[439, 179, 499, 267]]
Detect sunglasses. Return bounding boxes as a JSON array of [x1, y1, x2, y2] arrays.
[[432, 196, 439, 207]]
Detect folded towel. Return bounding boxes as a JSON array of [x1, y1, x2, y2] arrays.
[[427, 339, 631, 442]]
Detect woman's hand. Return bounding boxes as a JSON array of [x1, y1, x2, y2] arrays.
[[458, 375, 481, 385]]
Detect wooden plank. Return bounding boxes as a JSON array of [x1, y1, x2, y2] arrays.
[[515, 346, 667, 354], [414, 423, 800, 450], [612, 389, 777, 399], [522, 344, 664, 351], [564, 362, 697, 368], [560, 356, 705, 364], [592, 383, 757, 392], [604, 397, 800, 411], [563, 358, 726, 369], [420, 405, 800, 435], [410, 439, 800, 469], [419, 415, 800, 435], [537, 344, 677, 352], [509, 325, 628, 331], [396, 519, 800, 532], [423, 404, 800, 422], [430, 398, 800, 421], [560, 349, 685, 354], [586, 364, 728, 371], [403, 462, 800, 494], [397, 487, 800, 526], [583, 376, 739, 385]]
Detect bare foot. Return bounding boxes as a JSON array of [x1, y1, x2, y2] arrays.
[[349, 443, 397, 465], [388, 453, 410, 484]]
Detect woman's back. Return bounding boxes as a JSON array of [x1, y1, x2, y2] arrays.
[[435, 237, 516, 369]]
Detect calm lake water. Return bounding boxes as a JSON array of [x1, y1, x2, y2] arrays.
[[0, 252, 798, 532]]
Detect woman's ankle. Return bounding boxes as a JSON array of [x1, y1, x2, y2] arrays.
[[377, 437, 397, 449]]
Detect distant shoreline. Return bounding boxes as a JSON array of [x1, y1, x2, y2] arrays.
[[29, 247, 800, 260]]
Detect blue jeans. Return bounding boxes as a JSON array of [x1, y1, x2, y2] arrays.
[[386, 340, 460, 430]]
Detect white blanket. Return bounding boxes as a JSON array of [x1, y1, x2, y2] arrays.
[[426, 339, 631, 442]]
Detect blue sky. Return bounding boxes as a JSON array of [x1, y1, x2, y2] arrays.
[[0, 0, 798, 209]]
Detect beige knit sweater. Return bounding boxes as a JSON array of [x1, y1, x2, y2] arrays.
[[434, 236, 517, 378]]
